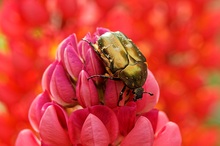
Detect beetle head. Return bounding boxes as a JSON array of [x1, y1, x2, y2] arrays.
[[133, 87, 154, 101], [133, 87, 144, 101]]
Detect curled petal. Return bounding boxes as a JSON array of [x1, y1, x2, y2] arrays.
[[121, 116, 154, 146], [76, 70, 99, 107], [56, 34, 78, 61], [64, 44, 83, 81], [39, 104, 71, 146], [136, 69, 160, 114], [15, 129, 40, 146], [78, 39, 92, 61], [81, 114, 110, 146], [84, 48, 105, 84], [153, 122, 182, 146], [50, 61, 76, 106], [104, 80, 124, 108], [42, 61, 58, 93], [29, 91, 51, 132], [95, 27, 110, 37], [143, 110, 182, 145]]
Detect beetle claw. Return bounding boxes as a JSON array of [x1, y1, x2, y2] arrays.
[[143, 91, 154, 96], [118, 85, 127, 106]]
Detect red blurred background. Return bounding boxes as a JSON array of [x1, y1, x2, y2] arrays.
[[0, 0, 220, 145]]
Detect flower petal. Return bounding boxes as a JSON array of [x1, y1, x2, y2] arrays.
[[28, 91, 51, 132], [121, 116, 154, 146], [41, 61, 58, 93], [15, 129, 40, 146], [39, 104, 71, 146], [95, 27, 110, 36], [50, 61, 76, 106], [89, 105, 119, 142], [136, 69, 160, 114], [155, 111, 169, 133], [68, 105, 119, 144], [64, 44, 83, 81], [78, 39, 91, 61], [114, 103, 136, 136], [81, 114, 110, 146], [104, 80, 124, 108], [68, 108, 90, 144], [153, 122, 182, 146], [84, 48, 105, 84], [56, 34, 78, 61], [76, 70, 99, 107]]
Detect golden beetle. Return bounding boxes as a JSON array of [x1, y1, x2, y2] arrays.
[[84, 31, 153, 104]]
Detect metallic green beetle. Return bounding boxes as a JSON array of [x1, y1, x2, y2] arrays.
[[84, 31, 153, 104]]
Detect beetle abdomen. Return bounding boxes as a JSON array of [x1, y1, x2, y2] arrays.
[[119, 62, 147, 89]]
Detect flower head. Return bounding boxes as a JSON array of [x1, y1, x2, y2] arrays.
[[15, 28, 181, 146]]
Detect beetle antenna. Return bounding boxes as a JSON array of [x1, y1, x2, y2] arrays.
[[143, 91, 154, 96]]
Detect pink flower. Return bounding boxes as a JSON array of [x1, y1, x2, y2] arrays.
[[143, 109, 182, 146], [15, 27, 182, 145]]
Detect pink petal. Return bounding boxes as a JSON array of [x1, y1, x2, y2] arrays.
[[104, 80, 124, 108], [56, 34, 78, 61], [84, 48, 105, 84], [81, 114, 110, 146], [64, 45, 83, 81], [78, 39, 91, 61], [15, 129, 40, 146], [155, 111, 169, 133], [153, 122, 182, 146], [95, 27, 110, 36], [41, 61, 58, 93], [89, 105, 119, 142], [68, 108, 90, 144], [136, 69, 160, 114], [39, 105, 71, 146], [68, 105, 119, 144], [50, 61, 76, 106], [76, 70, 99, 107], [114, 103, 136, 136], [28, 91, 51, 132], [121, 116, 154, 146]]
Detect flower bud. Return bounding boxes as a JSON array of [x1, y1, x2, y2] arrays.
[[39, 104, 71, 146], [28, 91, 51, 132], [68, 105, 119, 145], [76, 70, 99, 107], [84, 48, 105, 84], [63, 44, 83, 81], [50, 61, 76, 106], [56, 34, 78, 62], [15, 129, 40, 146]]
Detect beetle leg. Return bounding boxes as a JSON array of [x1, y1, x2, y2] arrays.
[[88, 74, 120, 80], [118, 85, 127, 106]]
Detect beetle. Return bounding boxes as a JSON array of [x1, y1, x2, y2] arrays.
[[83, 31, 153, 105]]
